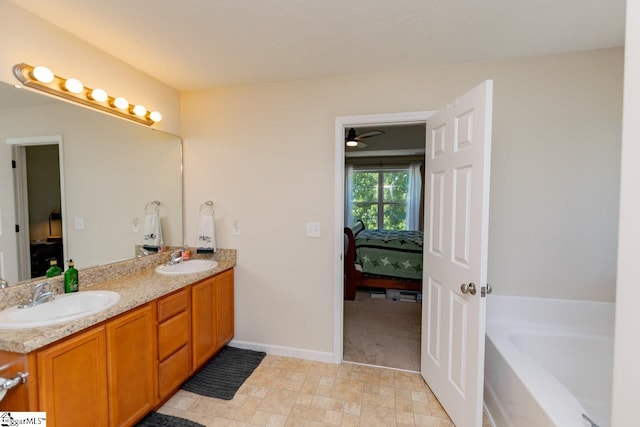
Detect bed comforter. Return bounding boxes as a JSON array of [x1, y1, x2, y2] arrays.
[[355, 229, 423, 280]]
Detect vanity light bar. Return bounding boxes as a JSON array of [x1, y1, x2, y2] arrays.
[[13, 63, 162, 126]]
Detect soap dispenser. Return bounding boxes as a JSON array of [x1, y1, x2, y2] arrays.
[[46, 259, 62, 277], [64, 259, 79, 293]]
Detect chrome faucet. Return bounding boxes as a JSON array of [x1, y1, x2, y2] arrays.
[[0, 277, 8, 288], [18, 282, 55, 309], [167, 250, 183, 265]]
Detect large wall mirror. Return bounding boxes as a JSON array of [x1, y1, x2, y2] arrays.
[[0, 81, 183, 286]]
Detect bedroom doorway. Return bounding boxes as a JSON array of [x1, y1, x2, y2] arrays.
[[335, 112, 433, 371], [335, 82, 494, 426], [8, 135, 66, 282]]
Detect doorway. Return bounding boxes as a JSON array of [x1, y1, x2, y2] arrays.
[[333, 111, 434, 368], [8, 135, 66, 281], [342, 122, 426, 371], [335, 82, 494, 427]]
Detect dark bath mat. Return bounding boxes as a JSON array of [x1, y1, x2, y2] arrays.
[[181, 346, 266, 400], [135, 411, 205, 427]]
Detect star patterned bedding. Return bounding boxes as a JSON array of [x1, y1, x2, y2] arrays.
[[354, 229, 424, 280]]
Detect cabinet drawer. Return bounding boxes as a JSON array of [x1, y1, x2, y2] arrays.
[[158, 344, 190, 400], [158, 310, 190, 360], [157, 288, 189, 323]]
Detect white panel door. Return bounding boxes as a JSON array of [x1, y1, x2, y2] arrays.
[[421, 81, 493, 427]]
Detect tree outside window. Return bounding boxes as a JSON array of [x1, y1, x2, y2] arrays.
[[350, 169, 409, 230]]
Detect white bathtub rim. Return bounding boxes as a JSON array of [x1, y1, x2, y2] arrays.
[[488, 293, 614, 308], [484, 334, 556, 427], [487, 321, 596, 427], [487, 294, 615, 336]]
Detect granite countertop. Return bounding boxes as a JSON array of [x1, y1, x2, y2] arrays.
[[0, 249, 236, 354]]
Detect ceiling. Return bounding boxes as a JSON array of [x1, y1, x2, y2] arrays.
[[10, 0, 625, 91]]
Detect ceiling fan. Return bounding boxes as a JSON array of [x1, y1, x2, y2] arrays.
[[345, 128, 385, 148]]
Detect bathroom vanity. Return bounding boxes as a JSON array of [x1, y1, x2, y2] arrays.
[[0, 249, 236, 427]]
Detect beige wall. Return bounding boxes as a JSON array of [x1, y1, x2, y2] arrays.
[[0, 1, 180, 134], [612, 0, 639, 424], [182, 48, 623, 355], [0, 102, 182, 279]]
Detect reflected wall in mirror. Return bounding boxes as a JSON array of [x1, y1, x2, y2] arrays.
[[0, 81, 182, 286]]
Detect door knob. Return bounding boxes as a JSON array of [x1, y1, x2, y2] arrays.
[[460, 282, 477, 296]]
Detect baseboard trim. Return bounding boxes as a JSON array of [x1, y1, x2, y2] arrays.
[[229, 339, 335, 363]]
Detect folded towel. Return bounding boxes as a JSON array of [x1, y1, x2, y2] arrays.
[[197, 213, 216, 252], [143, 213, 163, 248]]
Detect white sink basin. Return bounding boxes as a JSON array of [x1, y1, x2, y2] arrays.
[[0, 290, 121, 329], [155, 259, 219, 275]]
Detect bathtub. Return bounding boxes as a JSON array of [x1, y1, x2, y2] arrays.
[[484, 295, 615, 427]]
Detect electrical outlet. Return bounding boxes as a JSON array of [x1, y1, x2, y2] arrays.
[[232, 220, 241, 236], [306, 222, 321, 237], [131, 217, 139, 232], [74, 217, 85, 230]]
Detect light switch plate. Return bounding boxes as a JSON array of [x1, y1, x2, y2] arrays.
[[306, 222, 321, 237]]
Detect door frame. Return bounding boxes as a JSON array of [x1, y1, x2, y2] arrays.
[[333, 111, 435, 363], [7, 135, 66, 281]]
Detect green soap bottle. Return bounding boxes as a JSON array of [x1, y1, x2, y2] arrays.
[[46, 259, 62, 277], [64, 259, 79, 293]]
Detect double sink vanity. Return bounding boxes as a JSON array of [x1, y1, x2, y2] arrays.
[[0, 249, 236, 427]]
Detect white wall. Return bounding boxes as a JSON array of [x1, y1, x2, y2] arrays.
[[0, 1, 180, 135], [182, 48, 623, 355], [612, 0, 640, 424]]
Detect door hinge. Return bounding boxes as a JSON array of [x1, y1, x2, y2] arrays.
[[11, 160, 16, 169], [481, 283, 493, 298], [15, 224, 19, 233]]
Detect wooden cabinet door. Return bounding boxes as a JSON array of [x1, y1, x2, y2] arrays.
[[215, 269, 234, 348], [106, 305, 156, 427], [0, 350, 37, 411], [37, 326, 108, 427], [192, 271, 236, 371], [191, 278, 216, 370]]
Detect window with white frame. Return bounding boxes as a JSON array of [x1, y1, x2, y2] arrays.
[[345, 163, 422, 231]]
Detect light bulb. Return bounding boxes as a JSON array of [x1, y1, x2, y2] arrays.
[[63, 78, 84, 94], [148, 111, 162, 122], [112, 97, 129, 110], [132, 104, 147, 117], [89, 88, 108, 102], [32, 66, 54, 83], [346, 140, 358, 147]]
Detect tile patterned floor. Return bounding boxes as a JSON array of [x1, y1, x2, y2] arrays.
[[158, 354, 459, 426]]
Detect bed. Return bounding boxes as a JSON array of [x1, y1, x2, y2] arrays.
[[343, 220, 423, 300]]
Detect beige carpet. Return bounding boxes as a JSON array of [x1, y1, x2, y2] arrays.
[[343, 290, 421, 371]]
